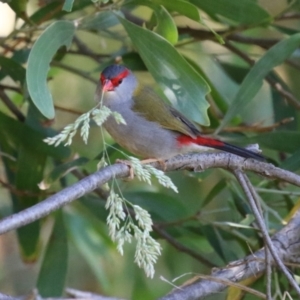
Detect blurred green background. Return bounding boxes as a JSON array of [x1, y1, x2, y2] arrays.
[[1, 0, 300, 299]]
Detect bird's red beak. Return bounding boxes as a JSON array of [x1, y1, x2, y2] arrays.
[[102, 79, 114, 92]]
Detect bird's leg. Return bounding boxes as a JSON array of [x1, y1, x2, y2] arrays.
[[140, 158, 166, 171], [116, 158, 166, 180], [116, 159, 135, 180]]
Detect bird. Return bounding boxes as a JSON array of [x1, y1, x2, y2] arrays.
[[95, 64, 264, 162]]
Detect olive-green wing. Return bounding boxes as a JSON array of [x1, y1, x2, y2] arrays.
[[132, 86, 200, 138]]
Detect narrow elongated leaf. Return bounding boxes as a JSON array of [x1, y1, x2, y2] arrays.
[[0, 57, 26, 83], [203, 225, 239, 261], [0, 112, 70, 159], [218, 33, 300, 131], [154, 5, 178, 44], [65, 211, 110, 291], [43, 157, 89, 187], [63, 0, 74, 12], [30, 0, 91, 24], [27, 21, 75, 119], [152, 0, 200, 21], [80, 11, 120, 30], [280, 149, 300, 171], [244, 131, 300, 153], [124, 0, 178, 44], [14, 144, 45, 259], [125, 192, 189, 221], [37, 212, 68, 297], [191, 0, 270, 25], [119, 17, 210, 125]]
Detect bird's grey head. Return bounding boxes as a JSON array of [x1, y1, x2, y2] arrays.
[[96, 65, 137, 104]]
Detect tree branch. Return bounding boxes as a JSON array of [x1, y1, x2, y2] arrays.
[[159, 207, 300, 300], [0, 152, 299, 234]]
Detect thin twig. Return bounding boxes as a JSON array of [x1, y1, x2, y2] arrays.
[[51, 61, 98, 84], [0, 89, 25, 122], [234, 171, 300, 296], [0, 84, 22, 93], [73, 35, 108, 63], [202, 117, 294, 134], [152, 224, 215, 268], [265, 247, 272, 300]]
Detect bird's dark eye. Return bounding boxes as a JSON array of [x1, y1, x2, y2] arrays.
[[118, 79, 123, 84]]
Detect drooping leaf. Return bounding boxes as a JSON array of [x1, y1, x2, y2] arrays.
[[119, 17, 211, 125], [281, 149, 300, 171], [37, 212, 68, 297], [80, 11, 120, 30], [14, 144, 45, 259], [62, 0, 74, 12], [42, 157, 90, 188], [124, 0, 178, 44], [152, 0, 201, 21], [0, 112, 70, 159], [0, 56, 26, 84], [244, 131, 300, 153], [26, 21, 75, 119], [5, 0, 28, 20], [30, 0, 91, 24], [201, 225, 238, 262], [125, 191, 190, 222], [191, 0, 270, 25], [218, 33, 300, 131], [65, 210, 110, 291], [153, 5, 178, 44]]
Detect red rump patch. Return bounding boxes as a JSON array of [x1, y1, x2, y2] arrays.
[[177, 135, 224, 147]]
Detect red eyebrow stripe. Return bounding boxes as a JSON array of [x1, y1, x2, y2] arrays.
[[111, 69, 129, 86], [114, 69, 129, 81]]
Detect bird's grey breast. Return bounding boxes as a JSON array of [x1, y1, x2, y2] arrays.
[[102, 101, 178, 158]]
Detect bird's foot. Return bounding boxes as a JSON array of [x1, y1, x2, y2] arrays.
[[116, 159, 135, 180], [116, 158, 166, 180], [140, 158, 166, 171]]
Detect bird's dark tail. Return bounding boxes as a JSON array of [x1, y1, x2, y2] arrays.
[[177, 135, 265, 161], [214, 141, 265, 161]]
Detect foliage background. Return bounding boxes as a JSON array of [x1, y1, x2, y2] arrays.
[[0, 0, 300, 299]]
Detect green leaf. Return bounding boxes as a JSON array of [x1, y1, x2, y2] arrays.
[[191, 0, 270, 25], [281, 149, 300, 171], [26, 21, 75, 119], [244, 131, 300, 153], [0, 112, 70, 160], [125, 192, 190, 221], [5, 0, 27, 17], [63, 0, 74, 12], [202, 179, 227, 207], [37, 212, 68, 297], [43, 157, 90, 187], [80, 11, 120, 30], [201, 225, 237, 262], [14, 144, 45, 259], [30, 0, 91, 24], [0, 56, 26, 84], [65, 211, 110, 291], [124, 0, 178, 44], [218, 33, 300, 131], [119, 17, 211, 125], [152, 0, 200, 21], [154, 5, 178, 44]]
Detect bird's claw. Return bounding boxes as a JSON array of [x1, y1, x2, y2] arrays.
[[116, 159, 135, 180]]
